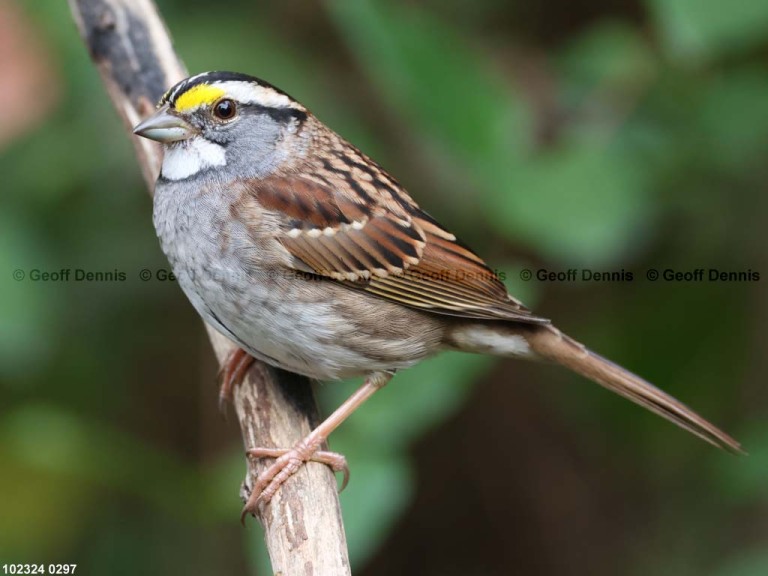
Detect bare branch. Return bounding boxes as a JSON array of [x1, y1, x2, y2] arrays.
[[69, 0, 351, 573]]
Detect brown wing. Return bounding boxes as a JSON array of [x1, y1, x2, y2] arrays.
[[246, 158, 547, 324], [252, 176, 427, 280]]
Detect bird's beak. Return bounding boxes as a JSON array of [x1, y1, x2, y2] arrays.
[[133, 105, 197, 143]]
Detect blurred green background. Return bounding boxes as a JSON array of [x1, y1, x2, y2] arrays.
[[1, 0, 766, 574]]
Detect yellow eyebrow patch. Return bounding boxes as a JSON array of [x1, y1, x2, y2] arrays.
[[174, 84, 226, 112]]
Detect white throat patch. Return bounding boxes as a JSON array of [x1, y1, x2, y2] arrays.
[[161, 138, 226, 180]]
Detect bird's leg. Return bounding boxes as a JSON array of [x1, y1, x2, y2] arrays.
[[218, 347, 255, 413], [241, 371, 393, 520]]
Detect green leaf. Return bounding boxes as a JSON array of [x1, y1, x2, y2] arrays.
[[325, 0, 532, 168], [559, 20, 657, 98], [696, 66, 768, 170], [487, 141, 654, 266], [648, 0, 768, 63]]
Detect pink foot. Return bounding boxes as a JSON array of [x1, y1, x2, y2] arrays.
[[241, 442, 349, 521]]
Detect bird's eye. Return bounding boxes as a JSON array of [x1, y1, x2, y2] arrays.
[[212, 99, 236, 120]]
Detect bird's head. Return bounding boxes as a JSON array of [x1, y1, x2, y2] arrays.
[[133, 71, 308, 181]]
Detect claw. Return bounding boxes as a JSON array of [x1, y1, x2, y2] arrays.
[[218, 348, 255, 415], [240, 444, 349, 520]]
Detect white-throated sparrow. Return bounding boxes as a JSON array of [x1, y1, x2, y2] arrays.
[[134, 71, 741, 517]]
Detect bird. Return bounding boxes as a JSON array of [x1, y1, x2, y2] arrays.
[[133, 71, 741, 518]]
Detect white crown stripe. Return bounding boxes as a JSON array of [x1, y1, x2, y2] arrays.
[[211, 81, 302, 110], [164, 73, 306, 112]]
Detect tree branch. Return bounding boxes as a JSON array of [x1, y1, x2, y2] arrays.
[[68, 1, 351, 573]]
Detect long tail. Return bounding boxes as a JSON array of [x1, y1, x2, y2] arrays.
[[448, 323, 742, 453]]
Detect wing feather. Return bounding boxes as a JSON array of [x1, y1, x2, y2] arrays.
[[244, 157, 548, 324]]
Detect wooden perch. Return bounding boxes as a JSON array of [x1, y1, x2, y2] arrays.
[[68, 0, 351, 573]]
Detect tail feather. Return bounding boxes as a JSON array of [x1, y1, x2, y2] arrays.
[[448, 323, 742, 453], [526, 326, 742, 453]]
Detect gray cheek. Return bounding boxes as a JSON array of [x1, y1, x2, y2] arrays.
[[216, 115, 294, 178]]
